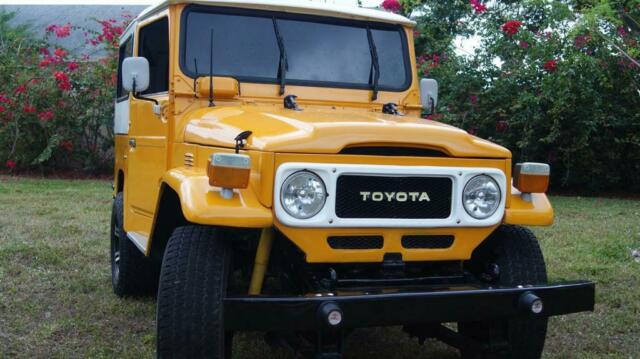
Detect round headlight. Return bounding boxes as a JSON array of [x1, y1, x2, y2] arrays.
[[463, 175, 501, 219], [281, 171, 327, 219]]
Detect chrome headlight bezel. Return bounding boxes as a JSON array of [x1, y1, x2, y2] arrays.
[[280, 170, 327, 219], [462, 174, 502, 220]]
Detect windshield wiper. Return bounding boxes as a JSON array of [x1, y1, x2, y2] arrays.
[[273, 18, 288, 96], [366, 27, 380, 101]]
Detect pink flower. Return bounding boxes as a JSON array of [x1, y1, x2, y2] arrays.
[[58, 81, 72, 92], [39, 58, 52, 68], [39, 47, 50, 56], [501, 20, 523, 36], [470, 95, 478, 105], [544, 59, 558, 73], [470, 0, 487, 14], [38, 111, 54, 121], [0, 105, 5, 113], [519, 41, 529, 48], [15, 85, 26, 95], [54, 71, 72, 91], [496, 120, 509, 132], [54, 71, 69, 82], [0, 94, 12, 105], [617, 26, 627, 37], [23, 105, 36, 114], [55, 24, 71, 38], [574, 34, 592, 48], [45, 24, 56, 33], [54, 48, 67, 58], [6, 160, 16, 169], [60, 140, 73, 152], [67, 61, 79, 72], [381, 0, 402, 13]]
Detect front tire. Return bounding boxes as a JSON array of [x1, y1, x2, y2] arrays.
[[156, 225, 233, 359], [459, 225, 548, 359]]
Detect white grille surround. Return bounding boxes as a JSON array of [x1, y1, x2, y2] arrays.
[[274, 163, 507, 228]]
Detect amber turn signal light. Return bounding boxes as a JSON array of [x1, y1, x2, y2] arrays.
[[513, 162, 550, 193], [208, 153, 251, 199]]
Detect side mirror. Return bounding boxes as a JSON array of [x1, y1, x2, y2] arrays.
[[122, 57, 150, 93], [420, 78, 438, 115]]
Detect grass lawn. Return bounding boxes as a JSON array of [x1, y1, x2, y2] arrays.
[[0, 176, 639, 358]]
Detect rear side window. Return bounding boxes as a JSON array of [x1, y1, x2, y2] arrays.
[[116, 37, 133, 100], [138, 18, 169, 95]]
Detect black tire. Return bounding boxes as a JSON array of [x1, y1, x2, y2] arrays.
[[110, 192, 159, 297], [156, 226, 233, 359], [459, 225, 548, 359]]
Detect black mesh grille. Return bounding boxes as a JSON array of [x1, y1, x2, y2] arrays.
[[328, 236, 384, 249], [335, 175, 452, 219], [402, 235, 454, 249]]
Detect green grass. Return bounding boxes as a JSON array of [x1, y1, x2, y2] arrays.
[[0, 176, 638, 358]]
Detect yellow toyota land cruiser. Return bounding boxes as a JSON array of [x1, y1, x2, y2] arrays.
[[110, 1, 595, 357]]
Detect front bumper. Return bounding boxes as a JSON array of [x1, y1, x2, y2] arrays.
[[225, 281, 594, 331]]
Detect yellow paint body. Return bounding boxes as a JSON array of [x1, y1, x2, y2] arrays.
[[113, 2, 553, 264]]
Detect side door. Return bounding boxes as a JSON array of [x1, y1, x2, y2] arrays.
[[124, 16, 170, 252]]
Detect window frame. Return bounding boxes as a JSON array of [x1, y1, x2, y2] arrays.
[[179, 5, 412, 93], [116, 36, 134, 102], [137, 16, 170, 96]]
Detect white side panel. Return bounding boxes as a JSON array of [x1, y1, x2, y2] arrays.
[[114, 99, 130, 135]]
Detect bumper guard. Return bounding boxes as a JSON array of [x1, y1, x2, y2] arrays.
[[225, 281, 595, 332]]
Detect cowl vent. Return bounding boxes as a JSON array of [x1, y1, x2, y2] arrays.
[[339, 146, 448, 157]]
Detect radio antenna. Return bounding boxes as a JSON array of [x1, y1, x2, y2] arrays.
[[208, 28, 215, 107]]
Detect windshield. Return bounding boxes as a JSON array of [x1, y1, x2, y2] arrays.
[[180, 6, 411, 91]]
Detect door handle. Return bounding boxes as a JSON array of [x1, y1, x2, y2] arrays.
[[129, 138, 136, 148]]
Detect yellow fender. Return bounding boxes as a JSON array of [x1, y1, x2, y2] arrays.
[[504, 188, 554, 226], [161, 167, 273, 228]]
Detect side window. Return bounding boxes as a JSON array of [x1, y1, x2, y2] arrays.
[[116, 37, 133, 100], [138, 18, 169, 95]]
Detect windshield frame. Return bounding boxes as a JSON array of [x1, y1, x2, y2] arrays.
[[179, 5, 412, 93]]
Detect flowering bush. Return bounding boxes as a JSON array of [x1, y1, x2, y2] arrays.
[[0, 11, 131, 174], [395, 0, 640, 192]]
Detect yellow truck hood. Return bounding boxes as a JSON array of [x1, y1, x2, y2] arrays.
[[182, 105, 511, 158]]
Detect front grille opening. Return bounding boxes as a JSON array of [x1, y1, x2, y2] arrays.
[[401, 235, 454, 249], [328, 236, 384, 250], [339, 146, 448, 157], [335, 175, 453, 219]]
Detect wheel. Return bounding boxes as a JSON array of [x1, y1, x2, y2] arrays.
[[110, 192, 159, 297], [156, 225, 233, 359], [459, 225, 548, 359]]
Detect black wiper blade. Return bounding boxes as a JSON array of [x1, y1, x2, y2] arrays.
[[367, 26, 380, 101], [273, 17, 288, 96]]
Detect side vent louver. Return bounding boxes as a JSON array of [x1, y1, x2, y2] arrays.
[[184, 153, 195, 167]]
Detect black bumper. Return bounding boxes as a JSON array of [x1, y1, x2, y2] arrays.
[[224, 281, 595, 332]]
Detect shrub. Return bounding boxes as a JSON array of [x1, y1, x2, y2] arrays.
[[403, 0, 640, 192], [0, 12, 130, 174]]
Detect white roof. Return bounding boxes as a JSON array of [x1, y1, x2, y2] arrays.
[[136, 0, 415, 26]]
